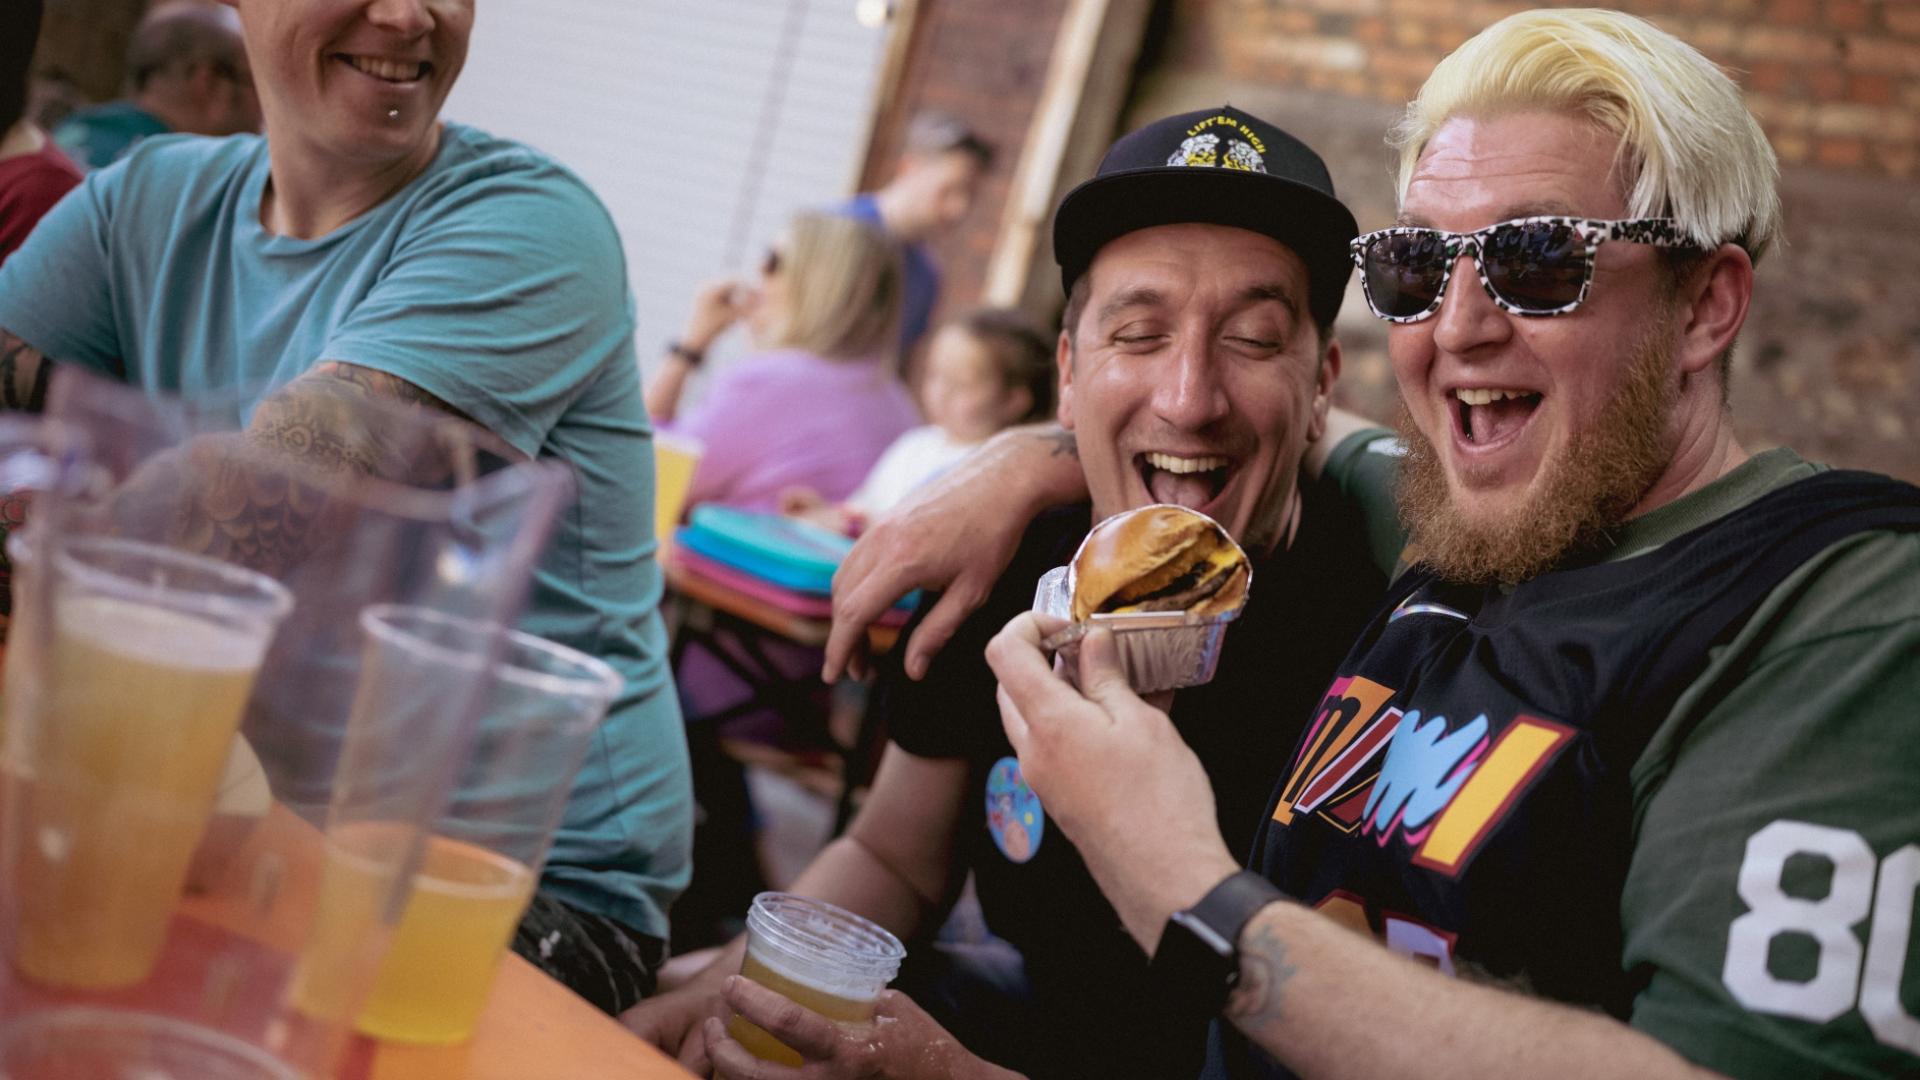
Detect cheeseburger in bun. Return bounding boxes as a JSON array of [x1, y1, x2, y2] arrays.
[[1071, 504, 1250, 621], [1033, 504, 1251, 694]]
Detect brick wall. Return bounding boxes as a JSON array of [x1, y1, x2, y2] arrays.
[[1120, 0, 1920, 482], [859, 0, 1073, 331], [1215, 0, 1920, 180]]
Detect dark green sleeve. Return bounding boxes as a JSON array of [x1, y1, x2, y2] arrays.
[[1319, 428, 1406, 578], [1621, 530, 1920, 1079]]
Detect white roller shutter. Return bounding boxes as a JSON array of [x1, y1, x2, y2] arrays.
[[443, 0, 893, 382]]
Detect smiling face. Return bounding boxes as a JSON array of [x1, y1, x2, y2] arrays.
[[231, 0, 472, 174], [1389, 110, 1689, 580], [1059, 223, 1335, 554]]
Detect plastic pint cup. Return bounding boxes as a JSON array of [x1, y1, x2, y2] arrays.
[[0, 1008, 299, 1080], [729, 892, 907, 1065], [2, 536, 293, 990]]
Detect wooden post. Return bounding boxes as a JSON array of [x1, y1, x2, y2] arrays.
[[979, 0, 1153, 318]]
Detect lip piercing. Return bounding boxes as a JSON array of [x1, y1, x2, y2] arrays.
[[387, 109, 400, 119]]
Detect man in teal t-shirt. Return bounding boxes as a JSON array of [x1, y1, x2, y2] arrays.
[[0, 0, 687, 1016], [53, 1, 259, 171]]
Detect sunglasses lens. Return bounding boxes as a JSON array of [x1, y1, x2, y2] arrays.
[[1482, 222, 1587, 313], [1363, 232, 1449, 319]]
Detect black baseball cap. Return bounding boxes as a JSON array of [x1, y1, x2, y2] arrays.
[[1053, 106, 1358, 329]]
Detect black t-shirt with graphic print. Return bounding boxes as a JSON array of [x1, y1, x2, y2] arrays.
[[878, 458, 1392, 1079]]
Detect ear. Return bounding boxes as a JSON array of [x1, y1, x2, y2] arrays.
[[1054, 331, 1076, 429], [1306, 338, 1341, 444], [1676, 243, 1754, 380]]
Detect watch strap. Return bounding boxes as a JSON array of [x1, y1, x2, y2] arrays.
[[1148, 870, 1286, 1017], [667, 340, 705, 366]]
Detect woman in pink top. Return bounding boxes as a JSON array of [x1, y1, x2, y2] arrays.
[[648, 212, 917, 952], [647, 211, 917, 513]]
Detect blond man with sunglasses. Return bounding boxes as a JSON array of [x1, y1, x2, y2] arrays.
[[834, 9, 1920, 1079]]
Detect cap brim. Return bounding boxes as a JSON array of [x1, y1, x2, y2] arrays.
[[1053, 167, 1359, 327]]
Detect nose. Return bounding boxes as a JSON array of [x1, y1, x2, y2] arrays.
[[366, 0, 434, 35], [1428, 249, 1511, 357], [1151, 334, 1230, 432]]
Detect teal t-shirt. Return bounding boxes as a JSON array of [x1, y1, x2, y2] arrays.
[[0, 124, 691, 938], [53, 101, 172, 172]]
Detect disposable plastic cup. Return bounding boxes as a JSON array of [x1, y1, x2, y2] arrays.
[[294, 605, 621, 1046], [652, 432, 703, 556], [729, 892, 907, 1065], [0, 1007, 298, 1079], [1, 536, 293, 990]]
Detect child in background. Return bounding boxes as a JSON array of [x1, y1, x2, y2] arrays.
[[782, 306, 1053, 533]]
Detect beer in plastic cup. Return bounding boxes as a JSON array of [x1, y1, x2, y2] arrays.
[[294, 606, 620, 1046], [729, 892, 907, 1065], [652, 433, 702, 556], [311, 827, 537, 1044], [4, 538, 292, 990]]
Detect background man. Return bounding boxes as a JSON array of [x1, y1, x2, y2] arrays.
[[984, 9, 1919, 1079], [54, 0, 259, 170], [0, 0, 688, 1015], [841, 109, 992, 366], [629, 106, 1394, 1080]]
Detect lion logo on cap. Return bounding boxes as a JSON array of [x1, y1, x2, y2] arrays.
[[1224, 139, 1266, 173], [1167, 133, 1219, 168]]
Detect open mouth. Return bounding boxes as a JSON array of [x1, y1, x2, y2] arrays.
[[1451, 387, 1542, 449], [336, 54, 432, 84], [1136, 451, 1232, 511]]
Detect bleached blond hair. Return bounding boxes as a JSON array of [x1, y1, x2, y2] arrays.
[[1392, 8, 1781, 263]]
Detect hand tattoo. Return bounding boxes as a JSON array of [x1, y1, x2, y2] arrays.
[[1225, 921, 1299, 1028]]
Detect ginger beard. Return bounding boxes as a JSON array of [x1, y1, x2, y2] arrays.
[[1394, 318, 1679, 586]]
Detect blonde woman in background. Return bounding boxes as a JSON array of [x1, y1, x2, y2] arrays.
[[650, 212, 918, 956], [647, 211, 917, 512]]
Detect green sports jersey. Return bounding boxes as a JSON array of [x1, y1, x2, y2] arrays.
[[1622, 449, 1920, 1077], [1211, 441, 1920, 1079]]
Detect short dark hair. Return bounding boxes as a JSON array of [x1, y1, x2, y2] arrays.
[[0, 0, 45, 135], [947, 307, 1055, 423], [903, 110, 993, 170]]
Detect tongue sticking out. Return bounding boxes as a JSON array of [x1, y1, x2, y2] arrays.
[[1465, 396, 1539, 444], [1148, 468, 1216, 510]]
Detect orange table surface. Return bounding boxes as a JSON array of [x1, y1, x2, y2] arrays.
[[179, 806, 691, 1080]]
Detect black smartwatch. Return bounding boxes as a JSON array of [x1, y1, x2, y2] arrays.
[[1148, 870, 1286, 1017], [666, 340, 705, 366]]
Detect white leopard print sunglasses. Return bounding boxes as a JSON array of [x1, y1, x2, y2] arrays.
[[1349, 216, 1697, 322]]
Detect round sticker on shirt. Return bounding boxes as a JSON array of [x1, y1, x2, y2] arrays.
[[985, 756, 1043, 864]]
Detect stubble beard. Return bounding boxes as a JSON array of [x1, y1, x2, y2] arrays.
[[1393, 326, 1679, 587]]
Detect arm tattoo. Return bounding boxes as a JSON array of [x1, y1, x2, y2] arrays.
[[0, 331, 55, 413], [141, 362, 477, 576], [245, 361, 469, 480], [1224, 921, 1299, 1029], [1039, 426, 1078, 459]]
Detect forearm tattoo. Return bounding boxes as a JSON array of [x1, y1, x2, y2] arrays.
[[0, 331, 54, 413], [154, 362, 470, 576], [1224, 921, 1299, 1029]]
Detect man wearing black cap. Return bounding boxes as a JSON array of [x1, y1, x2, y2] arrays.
[[624, 106, 1398, 1079]]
